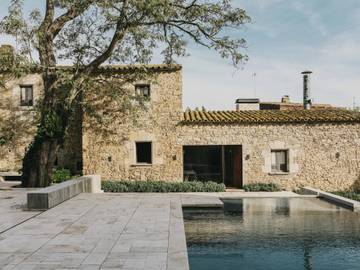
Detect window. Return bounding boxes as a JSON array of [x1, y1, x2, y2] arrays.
[[135, 84, 150, 98], [136, 142, 152, 164], [20, 85, 33, 106], [271, 150, 289, 173]]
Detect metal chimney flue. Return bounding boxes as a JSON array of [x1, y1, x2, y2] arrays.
[[301, 70, 312, 110]]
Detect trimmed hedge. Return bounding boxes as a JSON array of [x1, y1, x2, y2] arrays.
[[333, 191, 360, 202], [243, 183, 281, 192], [102, 180, 226, 193]]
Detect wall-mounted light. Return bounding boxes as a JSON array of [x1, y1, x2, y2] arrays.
[[245, 154, 250, 160], [108, 156, 112, 162]]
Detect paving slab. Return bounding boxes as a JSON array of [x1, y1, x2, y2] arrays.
[[0, 189, 41, 234], [0, 190, 306, 270], [0, 181, 21, 190], [180, 194, 223, 208], [180, 191, 302, 208], [0, 193, 189, 270]]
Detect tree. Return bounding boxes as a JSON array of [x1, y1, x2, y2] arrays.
[[0, 0, 250, 187]]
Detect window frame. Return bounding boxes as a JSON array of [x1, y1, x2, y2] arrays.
[[271, 149, 289, 173], [135, 84, 151, 99], [135, 141, 153, 165], [20, 85, 34, 107]]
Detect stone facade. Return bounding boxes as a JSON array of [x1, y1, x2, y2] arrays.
[[82, 66, 183, 182], [1, 62, 360, 192], [0, 73, 82, 174], [178, 123, 360, 191], [81, 65, 360, 191], [0, 74, 42, 172]]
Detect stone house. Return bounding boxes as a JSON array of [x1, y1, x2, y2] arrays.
[[1, 47, 360, 190]]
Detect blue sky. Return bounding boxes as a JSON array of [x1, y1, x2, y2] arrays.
[[1, 0, 359, 109]]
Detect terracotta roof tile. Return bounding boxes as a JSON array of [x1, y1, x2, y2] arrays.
[[0, 64, 181, 72], [57, 64, 182, 72], [182, 109, 360, 124]]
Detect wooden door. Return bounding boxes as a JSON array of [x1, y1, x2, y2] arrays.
[[224, 145, 243, 188]]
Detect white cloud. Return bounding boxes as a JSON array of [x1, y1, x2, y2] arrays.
[[318, 33, 360, 63], [180, 44, 360, 110], [291, 2, 328, 36], [248, 0, 285, 9]]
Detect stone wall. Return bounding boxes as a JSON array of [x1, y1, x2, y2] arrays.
[[0, 74, 42, 172], [82, 67, 183, 181], [0, 73, 82, 174], [178, 123, 360, 191], [2, 65, 360, 192]]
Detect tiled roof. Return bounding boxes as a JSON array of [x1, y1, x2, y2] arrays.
[[57, 64, 182, 72], [0, 64, 182, 72], [183, 109, 360, 124]]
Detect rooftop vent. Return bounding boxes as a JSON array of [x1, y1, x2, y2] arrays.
[[301, 71, 313, 110], [235, 98, 260, 111]]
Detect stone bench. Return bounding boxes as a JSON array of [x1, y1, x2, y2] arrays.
[[27, 175, 102, 210], [300, 186, 360, 212]]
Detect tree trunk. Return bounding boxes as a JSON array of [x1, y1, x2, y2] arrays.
[[21, 71, 69, 187], [21, 136, 61, 187]]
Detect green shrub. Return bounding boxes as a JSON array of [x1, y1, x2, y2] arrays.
[[243, 183, 281, 192], [101, 180, 226, 193], [332, 191, 360, 202], [52, 168, 72, 184]]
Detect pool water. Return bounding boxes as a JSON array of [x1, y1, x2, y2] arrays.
[[183, 198, 360, 270]]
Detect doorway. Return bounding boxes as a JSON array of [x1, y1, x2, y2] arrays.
[[183, 145, 243, 188], [224, 145, 243, 188]]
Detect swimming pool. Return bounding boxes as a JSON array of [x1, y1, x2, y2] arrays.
[[183, 197, 360, 270]]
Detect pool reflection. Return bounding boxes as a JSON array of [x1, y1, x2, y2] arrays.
[[184, 198, 360, 270]]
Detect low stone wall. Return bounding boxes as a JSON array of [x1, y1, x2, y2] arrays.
[[300, 186, 360, 212], [27, 175, 102, 210]]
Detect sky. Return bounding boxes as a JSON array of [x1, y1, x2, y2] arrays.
[[1, 0, 359, 110]]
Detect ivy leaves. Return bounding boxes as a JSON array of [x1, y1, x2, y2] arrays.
[[38, 110, 67, 140]]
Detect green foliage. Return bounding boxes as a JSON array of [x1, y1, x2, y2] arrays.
[[38, 110, 65, 139], [243, 183, 281, 192], [2, 1, 250, 68], [0, 102, 37, 159], [332, 191, 360, 202], [102, 180, 226, 193], [1, 0, 250, 188], [51, 168, 71, 184]]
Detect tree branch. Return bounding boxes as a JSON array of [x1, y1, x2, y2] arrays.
[[49, 1, 95, 38], [85, 0, 129, 73], [38, 0, 55, 66]]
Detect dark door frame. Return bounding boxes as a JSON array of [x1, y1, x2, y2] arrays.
[[183, 144, 243, 188], [223, 145, 243, 188]]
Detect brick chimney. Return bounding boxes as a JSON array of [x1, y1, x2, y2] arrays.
[[281, 95, 290, 103], [0, 44, 15, 68]]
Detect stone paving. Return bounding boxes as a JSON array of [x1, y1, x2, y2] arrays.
[[0, 190, 302, 270], [0, 181, 22, 190], [0, 193, 188, 270], [0, 190, 41, 234]]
